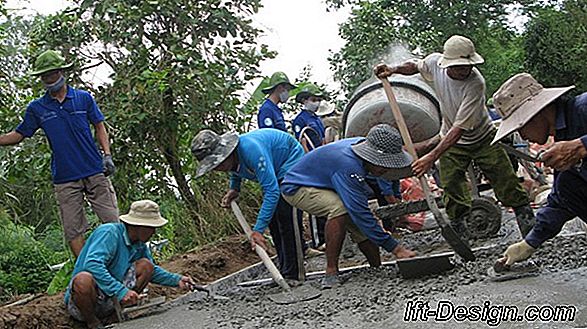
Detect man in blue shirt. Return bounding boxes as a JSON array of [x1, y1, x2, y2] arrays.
[[65, 200, 196, 329], [0, 50, 118, 257], [292, 82, 327, 152], [191, 128, 306, 280], [281, 124, 416, 288], [489, 73, 585, 266], [257, 72, 296, 131]]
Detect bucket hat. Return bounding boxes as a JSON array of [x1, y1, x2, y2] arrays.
[[437, 35, 484, 68], [316, 101, 336, 117], [491, 73, 574, 145], [191, 130, 239, 178], [295, 82, 328, 103], [30, 50, 74, 76], [261, 72, 297, 94], [351, 124, 413, 169], [120, 200, 168, 227]]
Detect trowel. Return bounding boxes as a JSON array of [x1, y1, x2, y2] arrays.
[[379, 77, 475, 261], [231, 202, 321, 305], [487, 259, 540, 282], [188, 283, 229, 301]]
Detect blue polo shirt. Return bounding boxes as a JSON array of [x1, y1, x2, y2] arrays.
[[15, 86, 105, 184], [228, 129, 304, 233], [292, 110, 325, 148], [257, 99, 286, 131], [281, 138, 399, 252], [64, 223, 181, 303]]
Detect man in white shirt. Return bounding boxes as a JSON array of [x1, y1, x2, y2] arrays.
[[374, 35, 534, 241]]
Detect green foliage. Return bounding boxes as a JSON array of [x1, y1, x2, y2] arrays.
[[0, 211, 66, 301], [524, 0, 587, 92], [46, 259, 73, 296]]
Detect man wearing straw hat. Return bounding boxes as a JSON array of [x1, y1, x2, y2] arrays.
[[191, 128, 306, 281], [64, 200, 196, 329], [490, 73, 584, 266], [281, 124, 416, 288], [0, 50, 118, 257], [375, 35, 535, 241], [257, 71, 297, 131]]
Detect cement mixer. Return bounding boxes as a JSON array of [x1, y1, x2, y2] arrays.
[[343, 74, 441, 143], [345, 74, 502, 239]]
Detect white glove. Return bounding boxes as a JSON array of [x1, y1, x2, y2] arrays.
[[500, 240, 536, 266]]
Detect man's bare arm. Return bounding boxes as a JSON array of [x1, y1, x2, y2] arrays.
[[374, 61, 419, 78], [94, 122, 111, 155], [0, 131, 24, 146]]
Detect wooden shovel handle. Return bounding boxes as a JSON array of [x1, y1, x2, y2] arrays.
[[230, 201, 291, 291]]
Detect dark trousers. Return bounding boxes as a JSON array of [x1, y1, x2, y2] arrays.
[[268, 195, 304, 280], [309, 215, 327, 248], [526, 169, 587, 247]]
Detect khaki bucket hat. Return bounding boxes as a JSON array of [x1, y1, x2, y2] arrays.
[[30, 50, 74, 76], [437, 35, 484, 68], [191, 130, 239, 178], [120, 200, 168, 227], [491, 73, 574, 145], [316, 101, 336, 117]]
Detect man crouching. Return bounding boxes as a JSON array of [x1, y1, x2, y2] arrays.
[[64, 200, 197, 329]]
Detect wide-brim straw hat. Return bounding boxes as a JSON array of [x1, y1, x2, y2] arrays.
[[491, 73, 574, 144], [191, 130, 239, 178], [120, 200, 168, 227], [351, 124, 413, 169], [437, 35, 484, 68]]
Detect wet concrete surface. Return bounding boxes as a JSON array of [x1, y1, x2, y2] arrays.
[[116, 212, 587, 328]]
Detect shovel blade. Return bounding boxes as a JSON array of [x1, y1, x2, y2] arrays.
[[397, 253, 455, 279], [267, 285, 322, 305], [440, 225, 476, 261]]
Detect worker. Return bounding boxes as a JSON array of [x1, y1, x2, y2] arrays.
[[292, 83, 327, 152], [374, 35, 535, 241], [281, 124, 416, 289], [65, 200, 196, 329], [490, 73, 583, 266], [258, 72, 296, 131], [191, 128, 306, 281], [0, 50, 118, 257]]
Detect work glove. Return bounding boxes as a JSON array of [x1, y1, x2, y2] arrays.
[[103, 154, 116, 176], [500, 240, 536, 266]]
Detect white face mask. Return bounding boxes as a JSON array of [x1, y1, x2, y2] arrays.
[[304, 101, 320, 113], [279, 90, 289, 102]]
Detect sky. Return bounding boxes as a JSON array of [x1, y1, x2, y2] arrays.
[[5, 0, 350, 92]]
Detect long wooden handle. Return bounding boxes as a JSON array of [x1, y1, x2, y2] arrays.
[[379, 78, 447, 226], [230, 201, 291, 291]]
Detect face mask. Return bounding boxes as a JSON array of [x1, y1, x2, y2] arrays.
[[278, 90, 289, 103], [44, 75, 65, 94], [304, 101, 320, 113]]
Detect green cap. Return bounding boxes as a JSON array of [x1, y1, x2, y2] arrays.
[[29, 50, 73, 76], [261, 72, 296, 94], [295, 82, 328, 103]]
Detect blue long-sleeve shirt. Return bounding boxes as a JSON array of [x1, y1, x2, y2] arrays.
[[257, 99, 286, 131], [292, 110, 325, 148], [228, 129, 304, 233], [64, 223, 181, 303], [526, 92, 587, 248], [280, 138, 399, 252]]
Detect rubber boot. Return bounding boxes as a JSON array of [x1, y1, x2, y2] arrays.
[[450, 215, 471, 246], [513, 204, 536, 238]]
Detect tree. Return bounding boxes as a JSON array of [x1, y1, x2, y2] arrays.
[[524, 0, 587, 92]]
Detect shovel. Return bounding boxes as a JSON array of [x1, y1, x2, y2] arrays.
[[379, 77, 475, 261], [230, 201, 321, 304]]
